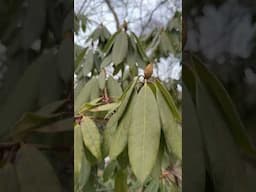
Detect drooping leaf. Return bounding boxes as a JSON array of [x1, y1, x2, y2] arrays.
[[101, 54, 112, 68], [107, 76, 123, 100], [83, 49, 94, 76], [196, 80, 247, 192], [75, 77, 96, 114], [156, 85, 181, 160], [98, 70, 106, 90], [128, 83, 161, 183], [21, 0, 46, 49], [103, 31, 120, 55], [112, 31, 128, 64], [103, 160, 118, 182], [57, 38, 73, 83], [109, 91, 136, 159], [193, 56, 256, 156], [0, 163, 19, 192], [89, 77, 100, 101], [130, 32, 149, 62], [144, 179, 160, 192], [89, 102, 120, 112], [74, 124, 91, 191], [115, 169, 128, 192], [15, 145, 62, 192], [155, 80, 181, 122], [39, 52, 62, 106], [80, 116, 102, 160], [183, 84, 205, 192], [0, 53, 42, 139]]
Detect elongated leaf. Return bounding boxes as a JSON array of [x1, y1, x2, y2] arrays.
[[21, 0, 46, 49], [90, 102, 120, 112], [0, 163, 19, 192], [0, 54, 42, 139], [107, 76, 123, 100], [98, 70, 106, 90], [15, 145, 61, 192], [112, 31, 128, 64], [75, 78, 94, 113], [109, 91, 136, 159], [103, 31, 120, 54], [156, 86, 181, 159], [75, 48, 87, 70], [57, 38, 73, 83], [103, 78, 137, 156], [39, 52, 62, 106], [183, 84, 205, 192], [89, 77, 100, 101], [83, 49, 94, 76], [130, 32, 149, 62], [36, 99, 67, 115], [115, 169, 128, 192], [103, 160, 118, 182], [75, 124, 91, 191], [101, 54, 112, 68], [128, 84, 161, 183], [196, 80, 247, 192], [155, 80, 181, 122], [193, 56, 255, 156], [80, 116, 102, 160], [159, 31, 174, 56]]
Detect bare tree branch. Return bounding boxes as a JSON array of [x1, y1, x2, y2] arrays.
[[104, 0, 120, 30], [140, 0, 168, 35]]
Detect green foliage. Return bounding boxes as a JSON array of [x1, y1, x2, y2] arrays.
[[74, 9, 182, 191]]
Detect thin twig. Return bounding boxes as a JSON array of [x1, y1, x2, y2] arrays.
[[104, 0, 120, 30]]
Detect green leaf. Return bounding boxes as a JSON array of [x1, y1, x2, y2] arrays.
[[115, 169, 128, 192], [15, 145, 61, 192], [0, 163, 19, 192], [155, 80, 181, 122], [183, 84, 205, 192], [57, 38, 73, 83], [75, 48, 87, 70], [103, 160, 118, 182], [0, 53, 42, 139], [36, 99, 67, 115], [128, 83, 161, 183], [80, 116, 102, 160], [90, 77, 100, 101], [156, 86, 181, 160], [75, 78, 94, 114], [109, 91, 136, 159], [101, 54, 112, 68], [89, 102, 120, 112], [98, 70, 106, 90], [83, 49, 94, 76], [112, 31, 128, 64], [130, 32, 149, 62], [193, 56, 256, 156], [159, 31, 174, 56], [75, 125, 91, 191], [39, 52, 62, 106], [144, 180, 160, 192], [196, 80, 247, 192], [107, 76, 123, 100], [103, 31, 120, 55], [103, 78, 137, 156], [21, 0, 46, 49]]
